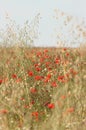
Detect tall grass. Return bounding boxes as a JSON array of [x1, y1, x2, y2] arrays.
[[0, 47, 86, 130], [0, 13, 40, 47]]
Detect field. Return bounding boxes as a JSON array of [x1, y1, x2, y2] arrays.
[[0, 47, 86, 130]]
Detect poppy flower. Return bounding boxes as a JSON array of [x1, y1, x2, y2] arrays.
[[40, 57, 45, 62], [28, 71, 34, 76], [45, 62, 50, 67], [36, 67, 41, 72], [12, 74, 17, 79], [58, 75, 65, 82], [44, 49, 48, 53], [30, 100, 35, 105], [66, 52, 69, 56], [0, 109, 8, 114], [44, 77, 50, 83], [51, 81, 57, 87], [47, 103, 55, 109], [55, 58, 60, 64], [32, 111, 39, 120], [30, 88, 37, 93], [0, 79, 3, 85], [70, 69, 78, 76], [36, 52, 42, 57], [34, 63, 39, 67], [47, 74, 51, 78], [35, 75, 42, 80]]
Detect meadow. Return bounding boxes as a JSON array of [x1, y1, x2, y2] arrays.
[[0, 46, 86, 130]]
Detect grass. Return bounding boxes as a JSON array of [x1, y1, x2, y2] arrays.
[[0, 47, 86, 130]]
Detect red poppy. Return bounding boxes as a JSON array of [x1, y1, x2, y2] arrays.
[[28, 71, 34, 76], [55, 58, 60, 64], [47, 103, 55, 109], [36, 67, 41, 72], [30, 100, 35, 105], [66, 52, 69, 56], [40, 57, 45, 62], [12, 74, 17, 79], [44, 49, 48, 53], [0, 109, 8, 114], [70, 69, 78, 76], [58, 75, 65, 82], [34, 63, 39, 67], [30, 88, 37, 93], [35, 75, 42, 80], [36, 52, 42, 57], [47, 74, 51, 79], [0, 79, 3, 85], [44, 54, 49, 59], [44, 77, 50, 83], [51, 81, 57, 87], [45, 62, 50, 67], [32, 111, 39, 120]]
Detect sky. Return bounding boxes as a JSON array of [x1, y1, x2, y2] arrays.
[[0, 0, 86, 47]]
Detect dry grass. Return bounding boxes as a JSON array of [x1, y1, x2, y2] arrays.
[[0, 47, 86, 130]]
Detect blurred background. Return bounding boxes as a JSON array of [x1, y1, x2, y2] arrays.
[[0, 0, 86, 47]]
